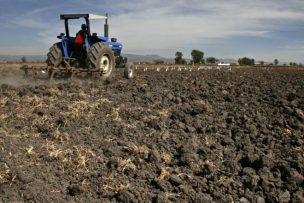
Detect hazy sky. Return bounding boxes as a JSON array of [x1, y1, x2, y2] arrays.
[[0, 0, 303, 62]]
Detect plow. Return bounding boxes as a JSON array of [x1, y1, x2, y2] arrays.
[[20, 61, 135, 80], [21, 63, 87, 80], [20, 13, 134, 80]]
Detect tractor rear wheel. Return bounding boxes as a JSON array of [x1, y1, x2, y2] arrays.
[[87, 42, 115, 79], [47, 43, 63, 67]]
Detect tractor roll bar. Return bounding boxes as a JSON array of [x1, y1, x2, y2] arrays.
[[60, 13, 109, 38], [63, 17, 90, 38]]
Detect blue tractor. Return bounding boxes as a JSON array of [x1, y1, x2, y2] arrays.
[[46, 13, 131, 79]]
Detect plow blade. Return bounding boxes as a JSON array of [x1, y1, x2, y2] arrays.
[[20, 65, 53, 79]]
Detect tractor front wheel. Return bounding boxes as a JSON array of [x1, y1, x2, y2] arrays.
[[124, 62, 134, 79], [87, 42, 115, 79]]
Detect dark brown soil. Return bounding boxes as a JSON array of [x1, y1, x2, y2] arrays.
[[0, 67, 303, 202]]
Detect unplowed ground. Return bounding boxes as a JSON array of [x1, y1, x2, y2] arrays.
[[0, 65, 303, 202]]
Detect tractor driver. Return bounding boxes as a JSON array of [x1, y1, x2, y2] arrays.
[[75, 24, 88, 44]]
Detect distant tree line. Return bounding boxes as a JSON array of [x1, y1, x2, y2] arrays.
[[206, 57, 218, 64], [175, 50, 205, 65], [238, 57, 255, 65], [173, 49, 304, 67], [289, 62, 303, 66], [136, 50, 303, 67], [174, 51, 279, 66]]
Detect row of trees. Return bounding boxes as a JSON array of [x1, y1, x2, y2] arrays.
[[176, 51, 245, 65], [237, 58, 281, 65], [175, 50, 209, 64], [238, 57, 255, 65], [174, 51, 301, 66], [238, 58, 282, 66], [175, 50, 242, 65], [174, 50, 263, 65]]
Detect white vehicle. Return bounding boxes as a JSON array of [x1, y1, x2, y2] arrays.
[[218, 62, 230, 66]]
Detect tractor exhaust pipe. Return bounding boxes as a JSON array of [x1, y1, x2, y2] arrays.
[[104, 13, 109, 38]]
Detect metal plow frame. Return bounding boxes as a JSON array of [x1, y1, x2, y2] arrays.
[[20, 64, 106, 80]]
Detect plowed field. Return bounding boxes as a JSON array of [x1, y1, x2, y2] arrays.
[[0, 66, 303, 202]]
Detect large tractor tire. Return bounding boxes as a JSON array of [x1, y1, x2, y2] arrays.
[[87, 42, 115, 79], [47, 43, 63, 67]]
